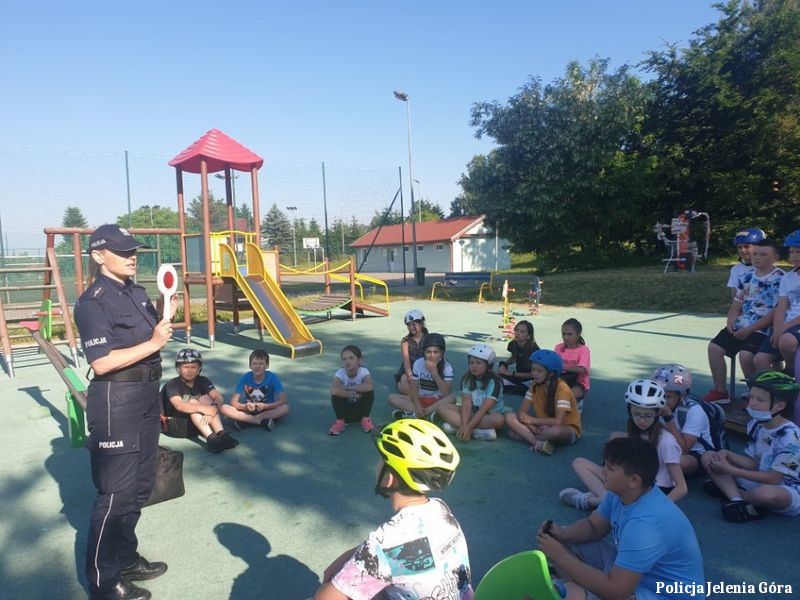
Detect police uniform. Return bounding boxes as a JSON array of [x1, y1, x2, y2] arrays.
[[75, 225, 167, 600]]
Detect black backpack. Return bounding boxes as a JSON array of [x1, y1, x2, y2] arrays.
[[677, 396, 729, 451]]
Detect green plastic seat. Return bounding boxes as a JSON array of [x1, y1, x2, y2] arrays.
[[474, 550, 563, 600]]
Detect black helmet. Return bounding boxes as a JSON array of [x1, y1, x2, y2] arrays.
[[421, 333, 446, 353], [175, 348, 202, 366]]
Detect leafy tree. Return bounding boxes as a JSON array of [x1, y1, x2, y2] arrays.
[[186, 191, 230, 233], [116, 205, 181, 268], [235, 203, 253, 223], [56, 207, 88, 256], [413, 198, 445, 222], [261, 204, 294, 255], [463, 58, 653, 266], [642, 0, 800, 249]]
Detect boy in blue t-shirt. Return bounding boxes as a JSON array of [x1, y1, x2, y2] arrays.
[[537, 437, 704, 600], [228, 349, 289, 431]]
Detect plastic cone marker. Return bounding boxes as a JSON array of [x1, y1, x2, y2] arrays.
[[157, 264, 179, 321]]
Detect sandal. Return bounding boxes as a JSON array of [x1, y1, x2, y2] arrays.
[[722, 500, 764, 523], [530, 440, 554, 455]]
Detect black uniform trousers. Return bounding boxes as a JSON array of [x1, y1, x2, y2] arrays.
[[85, 379, 160, 595]]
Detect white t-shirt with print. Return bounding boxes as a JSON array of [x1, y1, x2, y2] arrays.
[[335, 366, 371, 387], [779, 268, 800, 322], [727, 262, 753, 290], [412, 357, 454, 397], [745, 420, 800, 490], [331, 498, 473, 600]]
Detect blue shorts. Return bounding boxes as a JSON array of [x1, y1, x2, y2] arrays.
[[756, 324, 800, 355]]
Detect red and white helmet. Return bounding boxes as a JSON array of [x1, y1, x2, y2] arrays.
[[652, 364, 692, 394], [467, 344, 496, 366]]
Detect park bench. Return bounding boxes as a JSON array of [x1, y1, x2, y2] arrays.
[[431, 271, 494, 301]]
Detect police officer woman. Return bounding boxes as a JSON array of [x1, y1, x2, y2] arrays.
[[75, 224, 177, 600]]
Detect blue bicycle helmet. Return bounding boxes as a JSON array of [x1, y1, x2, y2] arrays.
[[529, 349, 563, 374], [733, 228, 766, 246], [784, 230, 800, 248]]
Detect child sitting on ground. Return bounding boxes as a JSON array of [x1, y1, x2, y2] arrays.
[[394, 309, 428, 394], [388, 333, 454, 420], [554, 318, 590, 411], [754, 230, 800, 374], [701, 370, 800, 522], [228, 349, 289, 431], [505, 349, 582, 455], [559, 379, 687, 510], [653, 363, 715, 477], [497, 320, 539, 396], [161, 348, 238, 452], [436, 344, 505, 441], [537, 438, 704, 600], [703, 238, 784, 403], [314, 419, 473, 600], [328, 345, 374, 436]]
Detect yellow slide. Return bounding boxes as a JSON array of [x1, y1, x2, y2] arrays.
[[217, 242, 322, 358]]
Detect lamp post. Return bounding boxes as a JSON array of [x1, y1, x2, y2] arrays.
[[286, 206, 298, 266], [394, 89, 419, 281], [413, 178, 422, 222]]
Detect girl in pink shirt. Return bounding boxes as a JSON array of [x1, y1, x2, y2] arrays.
[[554, 318, 591, 411]]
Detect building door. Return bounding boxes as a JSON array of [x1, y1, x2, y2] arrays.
[[387, 248, 395, 272]]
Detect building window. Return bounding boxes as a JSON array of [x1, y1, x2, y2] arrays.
[[382, 248, 388, 255], [404, 246, 409, 252], [435, 243, 444, 251], [417, 245, 424, 252]]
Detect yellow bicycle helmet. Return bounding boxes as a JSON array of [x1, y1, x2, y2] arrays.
[[374, 419, 460, 495]]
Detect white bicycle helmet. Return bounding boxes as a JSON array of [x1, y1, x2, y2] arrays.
[[404, 309, 425, 324], [624, 379, 666, 408], [652, 364, 692, 394], [467, 344, 496, 366]]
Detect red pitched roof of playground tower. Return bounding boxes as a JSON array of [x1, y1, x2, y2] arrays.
[[168, 129, 263, 173], [350, 215, 486, 247]]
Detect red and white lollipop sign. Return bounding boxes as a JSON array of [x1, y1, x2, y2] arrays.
[[157, 264, 178, 321]]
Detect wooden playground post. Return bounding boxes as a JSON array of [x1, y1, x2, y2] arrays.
[[72, 232, 85, 296], [46, 246, 81, 367], [175, 167, 192, 343], [324, 258, 331, 295], [200, 159, 216, 348]]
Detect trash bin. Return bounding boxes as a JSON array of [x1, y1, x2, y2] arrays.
[[415, 267, 426, 286]]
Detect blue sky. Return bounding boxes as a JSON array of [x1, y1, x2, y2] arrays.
[[2, 0, 721, 245]]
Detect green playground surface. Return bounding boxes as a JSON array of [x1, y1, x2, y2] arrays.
[[1, 299, 797, 599]]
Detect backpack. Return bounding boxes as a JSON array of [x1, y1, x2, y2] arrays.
[[677, 396, 729, 452]]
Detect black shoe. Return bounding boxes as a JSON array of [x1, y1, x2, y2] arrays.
[[119, 555, 168, 581], [220, 431, 239, 449], [91, 579, 152, 600], [206, 432, 227, 453]]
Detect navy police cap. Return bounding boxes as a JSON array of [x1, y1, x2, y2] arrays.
[[88, 224, 150, 253]]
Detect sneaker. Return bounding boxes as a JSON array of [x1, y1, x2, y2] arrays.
[[220, 431, 239, 448], [441, 422, 457, 434], [392, 409, 416, 420], [472, 428, 497, 441], [722, 500, 765, 523], [260, 418, 275, 431], [206, 432, 226, 453], [328, 419, 346, 436], [360, 417, 374, 433], [559, 487, 594, 510], [531, 440, 554, 455], [702, 389, 730, 404]]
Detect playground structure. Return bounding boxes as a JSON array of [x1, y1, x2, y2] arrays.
[[0, 129, 390, 374], [653, 210, 711, 273], [497, 279, 516, 340]]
